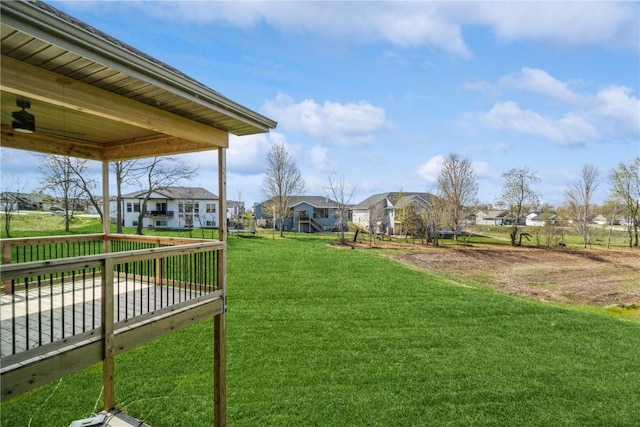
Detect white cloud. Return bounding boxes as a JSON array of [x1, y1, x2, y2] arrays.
[[499, 67, 586, 105], [468, 2, 639, 51], [476, 101, 598, 145], [138, 1, 638, 56], [594, 85, 640, 139], [226, 134, 271, 175], [417, 155, 444, 183], [463, 67, 640, 145], [262, 93, 388, 146]]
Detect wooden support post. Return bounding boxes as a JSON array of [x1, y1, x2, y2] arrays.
[[102, 258, 115, 410], [214, 147, 227, 427], [101, 161, 115, 410]]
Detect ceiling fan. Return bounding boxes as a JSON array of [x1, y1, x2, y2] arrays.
[[2, 97, 86, 139]]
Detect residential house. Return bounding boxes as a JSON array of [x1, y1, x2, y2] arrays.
[[351, 192, 435, 236], [525, 211, 558, 227], [474, 210, 510, 226], [592, 214, 609, 226], [226, 200, 245, 219], [254, 195, 344, 232], [118, 187, 219, 229], [0, 191, 57, 211]]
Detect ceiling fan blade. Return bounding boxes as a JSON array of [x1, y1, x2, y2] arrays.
[[37, 127, 86, 139], [1, 110, 16, 121]]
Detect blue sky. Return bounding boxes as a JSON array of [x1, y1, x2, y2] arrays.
[[2, 1, 639, 209]]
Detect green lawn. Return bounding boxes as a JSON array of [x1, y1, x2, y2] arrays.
[[1, 229, 639, 426]]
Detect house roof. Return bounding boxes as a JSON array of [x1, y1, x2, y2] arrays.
[[476, 210, 509, 219], [353, 192, 435, 210], [1, 0, 276, 161], [122, 187, 218, 200], [255, 195, 340, 208], [289, 196, 340, 208], [393, 194, 431, 209]]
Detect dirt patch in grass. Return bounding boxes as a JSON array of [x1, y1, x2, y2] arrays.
[[355, 240, 640, 315]]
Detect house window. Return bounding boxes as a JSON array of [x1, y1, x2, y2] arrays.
[[179, 202, 196, 213], [314, 208, 329, 219], [127, 202, 140, 213], [155, 220, 167, 227], [206, 203, 216, 213], [194, 202, 200, 214], [206, 220, 214, 227], [132, 220, 138, 226]]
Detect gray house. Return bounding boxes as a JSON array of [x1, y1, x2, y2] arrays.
[[254, 195, 344, 232], [351, 192, 435, 236]]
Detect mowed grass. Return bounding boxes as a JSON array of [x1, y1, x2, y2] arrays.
[[2, 232, 640, 426]]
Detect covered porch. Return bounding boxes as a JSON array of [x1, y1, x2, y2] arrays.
[[0, 1, 276, 425]]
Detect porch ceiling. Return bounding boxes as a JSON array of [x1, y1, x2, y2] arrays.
[[0, 0, 276, 161]]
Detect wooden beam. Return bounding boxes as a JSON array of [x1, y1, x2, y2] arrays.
[[103, 135, 226, 161], [1, 55, 229, 148], [1, 337, 103, 400], [1, 129, 105, 160]]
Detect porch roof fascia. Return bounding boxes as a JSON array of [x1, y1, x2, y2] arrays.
[[1, 0, 277, 136]]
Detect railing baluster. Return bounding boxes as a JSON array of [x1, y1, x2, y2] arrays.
[[92, 268, 97, 330], [117, 264, 121, 322], [71, 270, 76, 335], [82, 269, 86, 333], [124, 263, 129, 320], [61, 272, 65, 339], [147, 258, 151, 313], [38, 276, 42, 347], [49, 274, 54, 344], [24, 277, 29, 350], [11, 279, 16, 355]]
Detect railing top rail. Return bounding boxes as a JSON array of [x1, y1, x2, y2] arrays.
[[0, 240, 224, 281], [106, 234, 214, 245], [0, 233, 105, 247], [0, 233, 218, 247]]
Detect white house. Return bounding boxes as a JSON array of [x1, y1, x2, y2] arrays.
[[525, 212, 558, 227], [118, 187, 219, 229]]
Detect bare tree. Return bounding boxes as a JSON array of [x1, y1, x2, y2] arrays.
[[135, 157, 199, 235], [610, 157, 640, 247], [67, 158, 102, 222], [261, 142, 305, 237], [425, 194, 446, 246], [38, 155, 85, 232], [0, 174, 24, 238], [324, 172, 356, 244], [565, 164, 600, 248], [111, 160, 144, 233], [366, 201, 386, 245], [437, 153, 478, 243], [499, 167, 540, 246]]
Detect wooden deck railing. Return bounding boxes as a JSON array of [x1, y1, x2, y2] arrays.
[[0, 234, 225, 400]]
